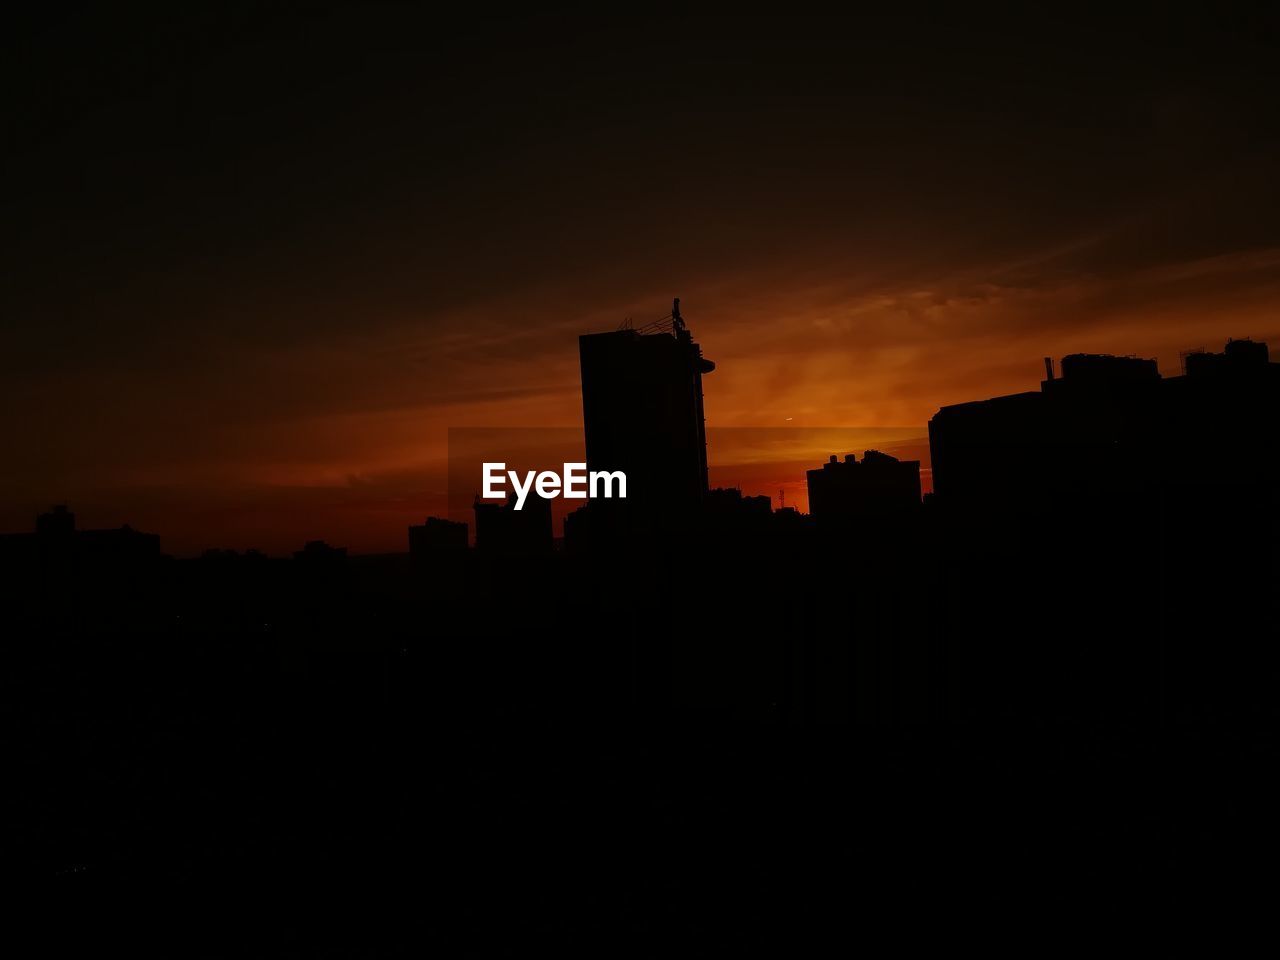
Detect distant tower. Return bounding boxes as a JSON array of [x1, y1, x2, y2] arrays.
[[579, 298, 715, 522]]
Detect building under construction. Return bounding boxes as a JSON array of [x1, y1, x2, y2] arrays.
[[577, 298, 715, 532]]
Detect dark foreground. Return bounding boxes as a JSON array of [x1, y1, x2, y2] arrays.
[[5, 537, 1278, 954]]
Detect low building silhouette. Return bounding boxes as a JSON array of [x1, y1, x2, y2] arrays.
[[408, 516, 469, 559], [1183, 337, 1270, 378], [0, 504, 161, 566], [703, 487, 772, 521], [36, 503, 76, 536], [927, 338, 1280, 725], [928, 338, 1280, 515], [293, 540, 348, 564], [806, 451, 922, 523], [698, 487, 774, 544], [474, 494, 553, 557]]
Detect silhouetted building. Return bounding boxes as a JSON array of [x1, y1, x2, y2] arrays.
[[36, 504, 76, 536], [1056, 352, 1160, 385], [562, 503, 606, 557], [293, 540, 348, 564], [699, 487, 774, 542], [474, 495, 553, 557], [200, 548, 268, 562], [806, 450, 922, 523], [79, 525, 163, 563], [704, 487, 772, 520], [928, 338, 1280, 515], [1183, 337, 1270, 377], [773, 505, 806, 527], [0, 504, 161, 566], [578, 298, 715, 529], [409, 516, 469, 558], [925, 339, 1280, 725]]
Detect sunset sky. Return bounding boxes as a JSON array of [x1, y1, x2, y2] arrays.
[[4, 7, 1278, 554]]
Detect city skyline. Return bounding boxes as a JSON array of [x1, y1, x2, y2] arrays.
[[8, 325, 1268, 558], [8, 9, 1280, 948], [5, 8, 1279, 553]]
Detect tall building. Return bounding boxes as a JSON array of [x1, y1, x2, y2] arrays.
[[578, 298, 715, 526]]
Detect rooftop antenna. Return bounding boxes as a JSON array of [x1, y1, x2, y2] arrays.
[[672, 297, 684, 333]]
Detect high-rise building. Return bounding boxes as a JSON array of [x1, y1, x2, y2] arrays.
[[578, 299, 715, 526]]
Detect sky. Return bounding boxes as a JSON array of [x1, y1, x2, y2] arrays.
[[3, 6, 1279, 554]]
